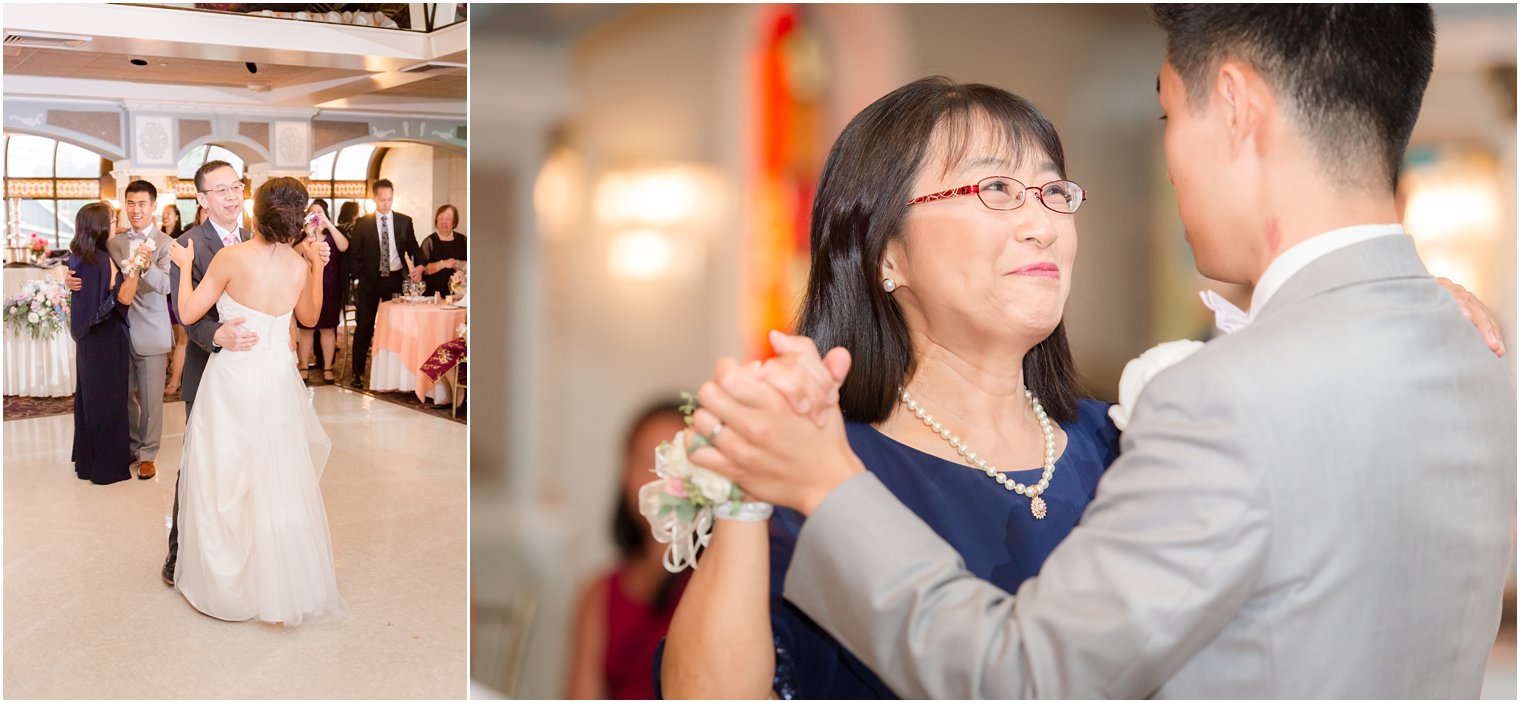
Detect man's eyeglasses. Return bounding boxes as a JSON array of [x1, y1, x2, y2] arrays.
[[198, 182, 246, 197], [908, 176, 1088, 214]]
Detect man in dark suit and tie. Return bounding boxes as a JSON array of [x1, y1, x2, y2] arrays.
[[345, 178, 422, 387]]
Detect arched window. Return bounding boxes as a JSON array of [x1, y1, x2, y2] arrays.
[[310, 144, 380, 226], [2, 134, 109, 249], [174, 144, 248, 227]]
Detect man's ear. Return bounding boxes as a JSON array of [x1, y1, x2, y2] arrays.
[[1216, 61, 1274, 158]]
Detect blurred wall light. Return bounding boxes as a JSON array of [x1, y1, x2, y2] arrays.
[[595, 163, 724, 282], [607, 229, 679, 281], [1399, 146, 1504, 295], [364, 199, 377, 215], [534, 146, 583, 244], [593, 164, 724, 230]]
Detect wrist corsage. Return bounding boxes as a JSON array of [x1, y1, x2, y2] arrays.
[[638, 392, 774, 573], [123, 238, 157, 277]]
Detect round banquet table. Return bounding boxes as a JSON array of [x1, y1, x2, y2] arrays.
[[3, 265, 75, 397], [369, 299, 468, 403]]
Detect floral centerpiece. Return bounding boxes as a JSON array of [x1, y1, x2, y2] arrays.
[[4, 279, 70, 341], [638, 392, 771, 572], [449, 267, 467, 299]]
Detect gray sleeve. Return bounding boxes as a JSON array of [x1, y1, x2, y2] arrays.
[[783, 362, 1271, 699]]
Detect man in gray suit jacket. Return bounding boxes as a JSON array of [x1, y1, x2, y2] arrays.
[[693, 5, 1515, 698], [108, 180, 174, 480]]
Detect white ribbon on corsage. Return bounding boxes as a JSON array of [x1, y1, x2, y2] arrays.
[[637, 428, 772, 573]]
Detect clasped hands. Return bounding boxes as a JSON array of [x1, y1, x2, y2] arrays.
[[686, 331, 866, 516]]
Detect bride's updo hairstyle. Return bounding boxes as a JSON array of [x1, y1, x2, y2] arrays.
[[254, 177, 309, 245]]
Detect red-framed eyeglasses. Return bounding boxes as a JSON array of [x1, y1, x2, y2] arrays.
[[907, 176, 1088, 214]]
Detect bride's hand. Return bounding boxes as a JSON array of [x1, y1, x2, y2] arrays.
[[168, 238, 193, 269], [301, 237, 326, 267], [687, 356, 864, 515]]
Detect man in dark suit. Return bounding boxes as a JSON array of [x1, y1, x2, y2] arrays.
[[161, 160, 259, 585], [345, 178, 422, 387]]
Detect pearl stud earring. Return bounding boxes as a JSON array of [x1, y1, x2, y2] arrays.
[[882, 278, 897, 293]]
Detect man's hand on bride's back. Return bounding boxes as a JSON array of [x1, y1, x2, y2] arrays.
[[213, 318, 258, 352]]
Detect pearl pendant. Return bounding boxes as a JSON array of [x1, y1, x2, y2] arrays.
[[898, 386, 1056, 519]]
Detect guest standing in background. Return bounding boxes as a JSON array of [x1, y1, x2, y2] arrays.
[[297, 198, 350, 384], [566, 401, 692, 699], [109, 180, 174, 480], [419, 204, 466, 298], [344, 179, 421, 388], [68, 202, 139, 485], [161, 203, 184, 240], [336, 201, 360, 236]]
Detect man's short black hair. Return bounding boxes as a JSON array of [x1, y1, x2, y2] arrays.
[[1154, 4, 1435, 190], [123, 179, 157, 202], [372, 178, 395, 195]]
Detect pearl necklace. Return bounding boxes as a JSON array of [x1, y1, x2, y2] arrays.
[[898, 387, 1056, 519]]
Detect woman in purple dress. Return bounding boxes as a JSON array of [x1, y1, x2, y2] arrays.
[[68, 202, 140, 484], [296, 198, 349, 383]]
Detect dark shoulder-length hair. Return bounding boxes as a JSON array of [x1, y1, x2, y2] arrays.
[[69, 202, 114, 265], [796, 76, 1079, 425], [337, 201, 360, 229]]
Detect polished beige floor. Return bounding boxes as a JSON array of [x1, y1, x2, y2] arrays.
[[3, 387, 468, 699]]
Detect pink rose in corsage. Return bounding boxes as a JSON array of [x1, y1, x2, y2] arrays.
[[1108, 340, 1206, 431]]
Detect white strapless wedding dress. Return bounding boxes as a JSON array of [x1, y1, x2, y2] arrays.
[[174, 293, 346, 625]]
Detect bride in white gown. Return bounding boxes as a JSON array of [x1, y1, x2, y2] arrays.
[[168, 177, 346, 625]]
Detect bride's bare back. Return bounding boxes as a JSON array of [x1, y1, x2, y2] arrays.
[[217, 239, 311, 316], [172, 231, 324, 328]]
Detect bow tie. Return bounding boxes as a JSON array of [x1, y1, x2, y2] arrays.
[[1199, 290, 1249, 334], [128, 231, 146, 241]]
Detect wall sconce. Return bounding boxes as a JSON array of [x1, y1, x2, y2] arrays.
[[595, 164, 724, 282], [594, 165, 724, 231], [534, 146, 582, 244], [364, 199, 377, 215], [1399, 145, 1505, 299], [243, 199, 255, 220]]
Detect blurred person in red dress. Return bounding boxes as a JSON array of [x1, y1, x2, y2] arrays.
[[566, 401, 692, 699]]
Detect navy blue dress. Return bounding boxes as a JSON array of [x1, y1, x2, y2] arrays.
[[653, 398, 1120, 698], [69, 252, 132, 485]]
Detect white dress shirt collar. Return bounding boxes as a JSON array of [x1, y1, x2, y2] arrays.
[[209, 218, 241, 245], [1249, 223, 1407, 320]]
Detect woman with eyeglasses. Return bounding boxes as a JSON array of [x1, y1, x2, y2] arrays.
[[656, 77, 1114, 700]]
